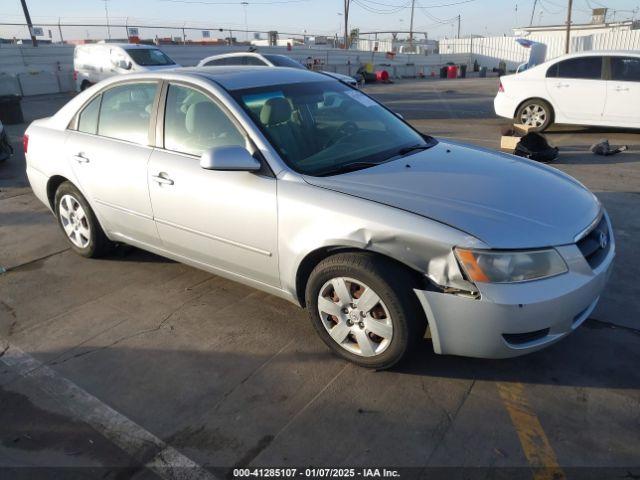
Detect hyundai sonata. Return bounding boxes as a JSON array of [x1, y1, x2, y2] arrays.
[[25, 67, 614, 369]]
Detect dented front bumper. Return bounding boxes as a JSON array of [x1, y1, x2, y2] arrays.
[[414, 240, 615, 359]]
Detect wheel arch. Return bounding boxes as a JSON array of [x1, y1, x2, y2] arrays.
[[46, 175, 70, 211], [294, 246, 431, 307]]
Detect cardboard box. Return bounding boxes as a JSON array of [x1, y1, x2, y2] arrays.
[[499, 123, 534, 151], [512, 123, 536, 135], [500, 135, 521, 150]]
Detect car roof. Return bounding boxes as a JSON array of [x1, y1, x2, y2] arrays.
[[76, 43, 160, 49], [552, 50, 640, 60], [121, 66, 333, 90], [204, 52, 267, 59]]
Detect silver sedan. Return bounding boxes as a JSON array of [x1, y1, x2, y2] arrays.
[[24, 67, 614, 369]]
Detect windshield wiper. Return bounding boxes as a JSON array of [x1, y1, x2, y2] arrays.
[[398, 144, 431, 156], [317, 161, 384, 176]]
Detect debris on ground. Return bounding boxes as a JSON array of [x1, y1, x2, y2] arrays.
[[513, 132, 559, 163], [590, 139, 629, 156]]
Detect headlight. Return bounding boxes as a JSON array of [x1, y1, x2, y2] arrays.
[[454, 248, 568, 284]]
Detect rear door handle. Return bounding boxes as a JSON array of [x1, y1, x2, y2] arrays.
[[72, 153, 90, 163], [151, 173, 174, 186], [615, 86, 629, 92], [555, 82, 569, 88]]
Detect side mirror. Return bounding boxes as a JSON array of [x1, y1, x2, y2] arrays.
[[200, 146, 261, 171]]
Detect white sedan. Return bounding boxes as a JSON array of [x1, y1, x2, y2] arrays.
[[494, 50, 640, 131], [197, 52, 361, 87]]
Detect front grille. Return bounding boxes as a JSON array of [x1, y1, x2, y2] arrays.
[[576, 216, 610, 269]]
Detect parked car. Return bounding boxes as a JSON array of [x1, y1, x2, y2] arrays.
[[197, 52, 361, 87], [494, 50, 640, 131], [73, 43, 179, 92], [25, 67, 614, 369]]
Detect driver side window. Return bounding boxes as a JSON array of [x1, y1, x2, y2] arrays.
[[163, 84, 246, 156]]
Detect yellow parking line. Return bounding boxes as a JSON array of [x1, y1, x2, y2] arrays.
[[496, 382, 566, 480]]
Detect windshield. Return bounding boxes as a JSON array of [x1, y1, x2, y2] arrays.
[[231, 81, 433, 176], [263, 54, 305, 69], [125, 48, 175, 66]]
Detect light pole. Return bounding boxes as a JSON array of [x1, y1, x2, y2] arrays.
[[102, 0, 112, 40], [241, 1, 249, 42]]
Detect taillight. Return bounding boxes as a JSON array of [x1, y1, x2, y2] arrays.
[[498, 80, 504, 93], [73, 70, 78, 81], [23, 134, 29, 154]]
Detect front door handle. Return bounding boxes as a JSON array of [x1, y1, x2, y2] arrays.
[[555, 82, 569, 88], [151, 173, 174, 186], [72, 153, 90, 163], [615, 86, 630, 92]]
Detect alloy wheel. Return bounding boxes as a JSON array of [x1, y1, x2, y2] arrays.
[[59, 194, 91, 249], [317, 277, 393, 357], [520, 104, 547, 128]]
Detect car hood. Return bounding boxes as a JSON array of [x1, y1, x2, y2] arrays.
[[322, 71, 356, 83], [303, 141, 600, 249]]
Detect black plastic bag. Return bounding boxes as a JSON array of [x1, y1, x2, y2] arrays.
[[514, 132, 559, 163], [0, 125, 13, 163]]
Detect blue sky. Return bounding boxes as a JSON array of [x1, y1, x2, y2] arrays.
[[1, 0, 639, 41]]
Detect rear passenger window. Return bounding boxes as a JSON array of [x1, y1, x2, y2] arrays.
[[554, 57, 603, 80], [98, 83, 157, 144], [163, 84, 246, 156], [77, 95, 101, 134], [204, 58, 228, 66], [545, 63, 558, 78], [244, 56, 267, 66], [611, 56, 640, 82]]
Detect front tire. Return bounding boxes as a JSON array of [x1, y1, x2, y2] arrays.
[[305, 252, 427, 369], [54, 181, 113, 258], [516, 99, 553, 132]]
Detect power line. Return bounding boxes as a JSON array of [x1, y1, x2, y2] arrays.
[[158, 0, 311, 4]]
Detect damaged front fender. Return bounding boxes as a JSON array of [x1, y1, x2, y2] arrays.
[[277, 177, 485, 303]]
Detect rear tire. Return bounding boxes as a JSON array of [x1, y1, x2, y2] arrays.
[[305, 252, 427, 370], [54, 181, 113, 258], [80, 80, 92, 91], [515, 99, 553, 132]]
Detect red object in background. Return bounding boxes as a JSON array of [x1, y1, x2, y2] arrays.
[[73, 70, 78, 81], [498, 80, 504, 92], [375, 70, 389, 82], [22, 134, 29, 154], [447, 65, 458, 79], [128, 36, 140, 44]]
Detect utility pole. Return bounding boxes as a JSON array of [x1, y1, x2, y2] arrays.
[[565, 0, 573, 54], [103, 0, 112, 40], [343, 0, 350, 49], [409, 0, 416, 51], [57, 18, 64, 44], [457, 14, 461, 39], [529, 0, 538, 26], [20, 0, 38, 47]]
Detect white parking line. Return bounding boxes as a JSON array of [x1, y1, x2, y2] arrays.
[[0, 343, 217, 480]]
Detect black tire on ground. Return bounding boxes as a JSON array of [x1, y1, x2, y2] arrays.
[[54, 181, 113, 258], [515, 99, 553, 132], [80, 80, 92, 91], [305, 252, 427, 370]]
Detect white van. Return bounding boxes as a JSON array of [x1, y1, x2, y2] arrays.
[[73, 43, 179, 92]]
